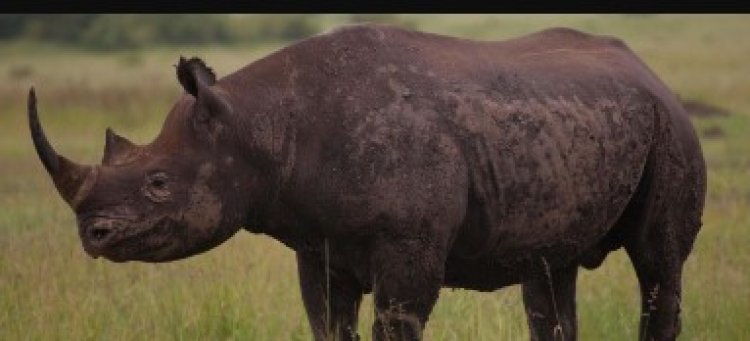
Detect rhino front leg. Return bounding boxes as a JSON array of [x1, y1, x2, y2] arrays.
[[370, 236, 446, 341], [522, 263, 579, 341], [297, 251, 363, 341]]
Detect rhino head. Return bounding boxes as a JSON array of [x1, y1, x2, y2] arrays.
[[29, 57, 267, 262]]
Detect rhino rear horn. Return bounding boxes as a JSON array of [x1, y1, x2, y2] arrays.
[[103, 127, 137, 165], [28, 87, 97, 208]]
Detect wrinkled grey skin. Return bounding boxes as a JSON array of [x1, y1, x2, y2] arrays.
[[30, 24, 706, 341]]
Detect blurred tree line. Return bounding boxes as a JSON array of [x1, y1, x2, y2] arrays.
[[0, 14, 417, 50]]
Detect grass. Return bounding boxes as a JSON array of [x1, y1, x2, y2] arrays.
[[1, 14, 749, 340]]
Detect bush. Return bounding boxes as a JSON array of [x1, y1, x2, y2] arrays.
[[80, 15, 232, 50], [0, 14, 32, 39], [347, 14, 418, 30], [227, 15, 320, 43], [0, 14, 318, 50], [1, 14, 99, 42], [79, 15, 152, 49]]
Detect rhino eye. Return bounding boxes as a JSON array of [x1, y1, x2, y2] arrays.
[[144, 172, 171, 202], [151, 177, 166, 189]]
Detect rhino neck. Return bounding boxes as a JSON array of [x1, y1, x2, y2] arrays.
[[243, 197, 323, 252], [230, 99, 302, 238], [219, 44, 333, 244]]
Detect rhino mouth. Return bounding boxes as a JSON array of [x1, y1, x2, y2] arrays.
[[79, 215, 177, 262]]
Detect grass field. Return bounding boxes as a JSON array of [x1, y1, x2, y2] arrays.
[[1, 15, 749, 340]]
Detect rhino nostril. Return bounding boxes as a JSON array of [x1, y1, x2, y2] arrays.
[[88, 227, 113, 242]]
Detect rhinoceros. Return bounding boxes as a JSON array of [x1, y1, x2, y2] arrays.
[[29, 24, 706, 341]]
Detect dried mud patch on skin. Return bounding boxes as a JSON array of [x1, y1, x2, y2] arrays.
[[181, 163, 222, 232]]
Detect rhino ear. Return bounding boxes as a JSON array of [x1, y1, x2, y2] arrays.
[[176, 56, 232, 141], [102, 127, 137, 165], [176, 56, 217, 97]]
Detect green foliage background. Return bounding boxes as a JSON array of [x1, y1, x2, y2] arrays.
[[0, 14, 415, 49]]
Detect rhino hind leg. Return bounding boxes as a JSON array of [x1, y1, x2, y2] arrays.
[[522, 264, 579, 341], [624, 207, 689, 341], [620, 140, 704, 341], [297, 251, 363, 341], [625, 244, 684, 341]]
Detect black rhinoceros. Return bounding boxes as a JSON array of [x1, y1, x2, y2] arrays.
[[29, 24, 706, 341]]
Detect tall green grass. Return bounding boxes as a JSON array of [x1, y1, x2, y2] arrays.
[[1, 15, 749, 340]]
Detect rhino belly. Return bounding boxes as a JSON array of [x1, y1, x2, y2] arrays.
[[445, 95, 654, 288]]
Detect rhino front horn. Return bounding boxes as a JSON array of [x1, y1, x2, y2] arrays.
[[28, 87, 97, 208]]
